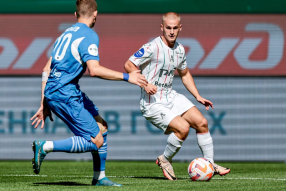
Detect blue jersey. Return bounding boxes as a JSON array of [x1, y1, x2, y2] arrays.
[[44, 22, 99, 103]]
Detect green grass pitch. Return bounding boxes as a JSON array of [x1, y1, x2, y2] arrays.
[[0, 161, 285, 190]]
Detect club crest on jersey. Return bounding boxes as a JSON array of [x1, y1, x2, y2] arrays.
[[134, 48, 144, 58]]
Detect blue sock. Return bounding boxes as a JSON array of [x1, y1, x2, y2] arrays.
[[53, 136, 98, 153], [92, 132, 107, 171]]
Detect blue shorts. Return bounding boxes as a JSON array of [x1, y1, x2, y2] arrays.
[[46, 92, 99, 141]]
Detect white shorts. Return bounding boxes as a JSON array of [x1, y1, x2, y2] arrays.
[[141, 93, 195, 133]]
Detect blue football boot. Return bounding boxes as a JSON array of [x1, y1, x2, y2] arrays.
[[31, 140, 47, 174], [92, 177, 122, 186]]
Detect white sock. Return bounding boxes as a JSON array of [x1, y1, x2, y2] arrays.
[[196, 131, 214, 163], [163, 132, 183, 161], [43, 141, 54, 153], [93, 171, 105, 180]]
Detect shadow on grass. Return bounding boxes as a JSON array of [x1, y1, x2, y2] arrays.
[[132, 176, 228, 182], [33, 182, 89, 186]]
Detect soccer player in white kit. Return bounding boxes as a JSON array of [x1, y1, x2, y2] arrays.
[[125, 12, 230, 180]]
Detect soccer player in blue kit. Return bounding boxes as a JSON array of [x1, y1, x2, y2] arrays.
[[30, 0, 147, 187]]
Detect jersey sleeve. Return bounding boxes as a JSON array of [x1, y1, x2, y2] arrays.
[[129, 42, 154, 66], [78, 32, 100, 63], [177, 45, 187, 70]]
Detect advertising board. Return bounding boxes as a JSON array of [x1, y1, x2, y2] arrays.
[[0, 14, 285, 76], [0, 77, 285, 161]]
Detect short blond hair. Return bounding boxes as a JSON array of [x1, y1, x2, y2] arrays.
[[162, 12, 181, 24], [76, 0, 97, 18]]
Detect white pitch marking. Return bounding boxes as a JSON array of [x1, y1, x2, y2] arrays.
[[1, 175, 286, 181], [1, 175, 48, 177], [213, 177, 286, 181]]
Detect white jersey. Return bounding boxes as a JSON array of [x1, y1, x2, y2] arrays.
[[129, 36, 187, 109]]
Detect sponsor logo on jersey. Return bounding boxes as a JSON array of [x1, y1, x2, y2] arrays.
[[159, 69, 175, 77], [51, 68, 62, 78], [88, 44, 98, 56], [175, 51, 183, 55], [154, 81, 173, 88], [134, 48, 144, 58]]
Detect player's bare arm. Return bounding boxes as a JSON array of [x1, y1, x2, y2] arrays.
[[40, 57, 52, 105], [124, 60, 157, 95], [178, 68, 213, 110], [31, 57, 54, 129], [87, 60, 147, 88]]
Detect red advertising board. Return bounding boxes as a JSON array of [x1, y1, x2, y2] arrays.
[[0, 14, 285, 75]]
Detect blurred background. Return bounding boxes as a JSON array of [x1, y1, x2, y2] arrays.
[[0, 0, 285, 162]]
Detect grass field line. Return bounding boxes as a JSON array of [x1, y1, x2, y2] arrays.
[[1, 174, 286, 181], [213, 177, 286, 181]]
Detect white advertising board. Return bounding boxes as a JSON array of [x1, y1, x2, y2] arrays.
[[0, 77, 285, 161]]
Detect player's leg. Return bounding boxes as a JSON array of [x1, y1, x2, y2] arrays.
[[154, 93, 196, 180], [144, 103, 189, 180], [92, 115, 107, 181], [45, 98, 103, 152], [156, 115, 190, 180], [91, 115, 121, 187], [163, 115, 190, 160], [32, 98, 102, 174], [181, 107, 230, 176], [181, 107, 212, 161], [81, 93, 121, 186]]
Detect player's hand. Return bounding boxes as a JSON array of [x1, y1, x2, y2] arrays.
[[196, 96, 214, 110], [143, 83, 157, 95], [30, 99, 53, 129], [128, 70, 148, 88]]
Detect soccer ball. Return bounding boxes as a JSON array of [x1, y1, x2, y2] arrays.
[[188, 158, 214, 181]]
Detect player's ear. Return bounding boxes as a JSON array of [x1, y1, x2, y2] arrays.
[[94, 10, 98, 18], [74, 12, 77, 18], [160, 24, 163, 32], [179, 24, 182, 31]]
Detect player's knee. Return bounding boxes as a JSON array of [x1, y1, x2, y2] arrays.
[[96, 136, 104, 148], [91, 134, 104, 148], [99, 118, 108, 134], [102, 119, 108, 130], [100, 121, 108, 134], [197, 118, 209, 133], [179, 121, 190, 140]]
